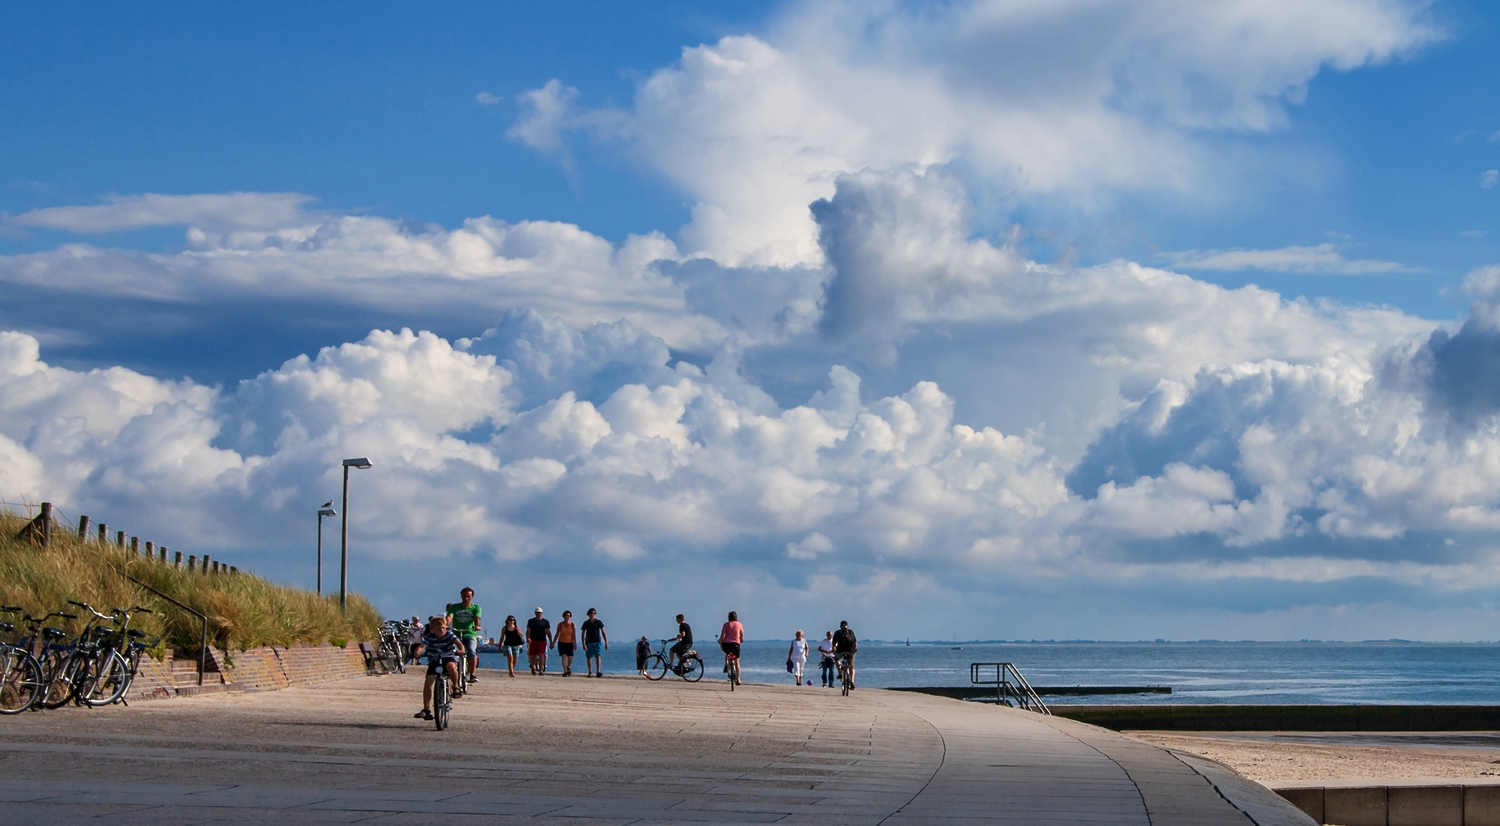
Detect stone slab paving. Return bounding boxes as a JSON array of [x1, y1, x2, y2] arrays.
[[0, 669, 1311, 824]]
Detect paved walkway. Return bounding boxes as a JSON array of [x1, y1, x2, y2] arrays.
[[0, 670, 1312, 825]]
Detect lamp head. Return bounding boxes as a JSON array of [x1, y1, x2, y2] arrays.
[[318, 508, 337, 517], [342, 457, 372, 469]]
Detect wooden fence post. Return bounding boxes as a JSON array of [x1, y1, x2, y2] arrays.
[[187, 555, 197, 572], [115, 530, 125, 547], [129, 537, 139, 554], [145, 541, 154, 558], [78, 515, 90, 541], [174, 551, 183, 568], [98, 523, 108, 544], [159, 546, 167, 563], [202, 554, 211, 574], [13, 502, 53, 546]]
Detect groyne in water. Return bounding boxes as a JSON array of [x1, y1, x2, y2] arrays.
[[1054, 704, 1500, 731]]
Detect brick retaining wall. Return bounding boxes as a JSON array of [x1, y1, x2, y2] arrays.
[[125, 642, 378, 701]]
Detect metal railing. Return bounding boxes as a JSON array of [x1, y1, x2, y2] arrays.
[[123, 574, 208, 687], [970, 662, 1050, 714]]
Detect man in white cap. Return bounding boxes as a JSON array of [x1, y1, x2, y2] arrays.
[[525, 607, 552, 675]]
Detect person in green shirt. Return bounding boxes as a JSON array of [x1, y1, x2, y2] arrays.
[[445, 587, 482, 682]]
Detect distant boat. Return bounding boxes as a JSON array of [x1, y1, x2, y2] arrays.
[[951, 646, 962, 650], [905, 638, 910, 646]]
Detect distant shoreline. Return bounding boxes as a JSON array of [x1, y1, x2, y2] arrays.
[[737, 639, 1500, 645]]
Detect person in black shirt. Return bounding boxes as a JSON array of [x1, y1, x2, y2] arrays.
[[499, 615, 525, 678], [580, 608, 608, 678], [526, 608, 552, 675], [831, 620, 858, 689], [635, 636, 652, 675], [669, 613, 692, 671]]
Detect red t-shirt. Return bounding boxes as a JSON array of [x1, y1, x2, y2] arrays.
[[720, 620, 744, 644]]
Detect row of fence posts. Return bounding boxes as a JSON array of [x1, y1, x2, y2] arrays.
[[15, 501, 237, 575]]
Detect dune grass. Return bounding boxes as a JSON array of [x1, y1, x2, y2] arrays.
[[0, 510, 379, 651]]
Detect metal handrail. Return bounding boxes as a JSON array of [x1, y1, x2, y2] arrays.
[[123, 574, 207, 686], [970, 662, 1051, 714]]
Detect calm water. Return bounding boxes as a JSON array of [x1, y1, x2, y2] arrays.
[[479, 641, 1500, 705]]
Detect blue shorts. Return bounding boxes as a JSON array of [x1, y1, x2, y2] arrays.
[[503, 644, 523, 660], [462, 637, 480, 656], [585, 641, 603, 659]]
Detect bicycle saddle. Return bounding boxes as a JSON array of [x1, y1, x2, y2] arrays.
[[43, 627, 67, 639], [0, 622, 12, 634], [127, 629, 145, 638]]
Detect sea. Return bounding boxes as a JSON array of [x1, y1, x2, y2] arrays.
[[479, 640, 1500, 705]]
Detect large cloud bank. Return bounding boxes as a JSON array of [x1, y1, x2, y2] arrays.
[[6, 0, 1489, 637]]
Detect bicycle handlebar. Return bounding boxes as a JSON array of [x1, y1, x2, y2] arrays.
[[0, 605, 20, 613]]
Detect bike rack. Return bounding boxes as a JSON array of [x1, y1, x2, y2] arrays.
[[970, 662, 1050, 714], [123, 574, 207, 686]]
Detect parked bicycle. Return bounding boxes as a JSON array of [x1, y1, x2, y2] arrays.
[[0, 606, 46, 714], [37, 601, 153, 709], [76, 603, 156, 707], [379, 620, 410, 674], [643, 639, 704, 682]]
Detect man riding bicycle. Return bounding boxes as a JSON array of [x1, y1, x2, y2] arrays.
[[832, 620, 857, 690], [412, 615, 463, 720], [669, 613, 693, 671], [446, 587, 482, 682]]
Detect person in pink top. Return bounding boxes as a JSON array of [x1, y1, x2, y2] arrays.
[[719, 611, 744, 686]]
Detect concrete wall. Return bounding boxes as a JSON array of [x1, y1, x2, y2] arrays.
[[1277, 784, 1500, 825]]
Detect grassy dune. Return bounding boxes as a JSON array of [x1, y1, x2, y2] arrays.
[[0, 510, 380, 651]]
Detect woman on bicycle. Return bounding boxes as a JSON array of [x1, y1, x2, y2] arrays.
[[719, 611, 744, 686], [499, 615, 525, 678], [786, 630, 809, 686]]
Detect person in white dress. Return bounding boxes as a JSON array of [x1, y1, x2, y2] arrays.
[[787, 630, 810, 685]]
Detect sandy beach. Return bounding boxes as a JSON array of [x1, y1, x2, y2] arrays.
[[1133, 731, 1500, 785]]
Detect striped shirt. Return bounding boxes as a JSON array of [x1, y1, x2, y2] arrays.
[[420, 630, 462, 662]]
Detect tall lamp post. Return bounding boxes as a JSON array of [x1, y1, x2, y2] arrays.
[[340, 457, 372, 614], [316, 501, 336, 596]]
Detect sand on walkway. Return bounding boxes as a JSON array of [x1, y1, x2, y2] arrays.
[[1132, 731, 1500, 785]]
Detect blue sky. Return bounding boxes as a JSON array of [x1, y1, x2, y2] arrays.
[[4, 1, 1500, 640]]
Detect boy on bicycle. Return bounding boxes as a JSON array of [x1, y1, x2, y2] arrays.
[[412, 615, 463, 720]]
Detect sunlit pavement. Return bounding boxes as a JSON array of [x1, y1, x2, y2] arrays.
[[0, 669, 1311, 824]]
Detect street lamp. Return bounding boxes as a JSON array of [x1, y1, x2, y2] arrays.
[[316, 501, 336, 596], [339, 457, 372, 614]]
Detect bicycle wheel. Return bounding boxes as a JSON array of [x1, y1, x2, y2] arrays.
[[645, 654, 668, 681], [434, 677, 448, 731], [0, 648, 42, 714], [393, 644, 406, 674], [842, 662, 851, 696], [38, 651, 83, 709], [79, 649, 130, 707], [682, 654, 704, 682], [727, 659, 737, 691]]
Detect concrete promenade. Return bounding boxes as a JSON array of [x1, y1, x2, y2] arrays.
[[0, 669, 1313, 825]]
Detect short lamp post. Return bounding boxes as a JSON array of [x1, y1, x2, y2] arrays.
[[316, 502, 337, 596], [339, 457, 373, 614]]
